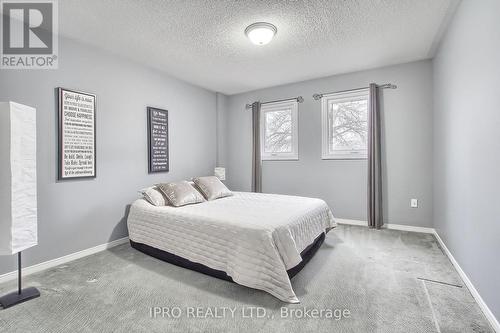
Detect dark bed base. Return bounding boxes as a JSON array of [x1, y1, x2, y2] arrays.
[[130, 232, 325, 282]]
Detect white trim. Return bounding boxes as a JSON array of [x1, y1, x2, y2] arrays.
[[0, 237, 129, 284], [321, 154, 367, 160], [433, 232, 500, 332], [385, 223, 435, 234], [335, 218, 499, 332], [336, 218, 368, 226], [336, 218, 434, 233]]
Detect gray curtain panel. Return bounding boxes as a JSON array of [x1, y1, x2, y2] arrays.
[[368, 83, 383, 229], [251, 101, 262, 193]]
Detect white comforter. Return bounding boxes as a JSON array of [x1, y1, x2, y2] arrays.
[[127, 192, 336, 303]]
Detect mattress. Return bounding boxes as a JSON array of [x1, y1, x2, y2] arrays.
[[127, 191, 336, 303]]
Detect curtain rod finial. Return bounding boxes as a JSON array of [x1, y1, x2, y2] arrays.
[[297, 96, 304, 103], [313, 93, 322, 101]]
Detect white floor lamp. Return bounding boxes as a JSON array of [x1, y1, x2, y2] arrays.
[[0, 102, 40, 309]]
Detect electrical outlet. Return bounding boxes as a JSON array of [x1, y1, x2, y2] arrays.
[[410, 199, 418, 208]]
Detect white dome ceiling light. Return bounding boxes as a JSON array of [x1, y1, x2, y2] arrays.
[[245, 22, 277, 46]]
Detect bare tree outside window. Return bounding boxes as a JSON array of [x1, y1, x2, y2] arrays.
[[327, 99, 368, 153], [260, 100, 298, 160], [264, 109, 292, 153]]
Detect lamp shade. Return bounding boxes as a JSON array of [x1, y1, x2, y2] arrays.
[[0, 102, 37, 255], [214, 167, 225, 181]]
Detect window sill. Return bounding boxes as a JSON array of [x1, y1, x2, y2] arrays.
[[321, 155, 367, 160], [262, 156, 299, 161]]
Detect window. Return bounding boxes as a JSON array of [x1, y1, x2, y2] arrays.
[[260, 100, 299, 160], [321, 89, 369, 159]]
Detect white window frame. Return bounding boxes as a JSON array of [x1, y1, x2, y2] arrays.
[[321, 89, 369, 160], [260, 100, 299, 161]]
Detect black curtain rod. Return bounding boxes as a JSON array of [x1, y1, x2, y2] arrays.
[[245, 96, 304, 109], [312, 83, 397, 100]]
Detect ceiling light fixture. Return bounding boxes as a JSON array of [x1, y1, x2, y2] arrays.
[[245, 22, 277, 46]]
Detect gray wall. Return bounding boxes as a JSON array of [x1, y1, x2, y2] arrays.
[[433, 0, 500, 320], [220, 60, 434, 226], [216, 92, 229, 166], [0, 37, 217, 275]]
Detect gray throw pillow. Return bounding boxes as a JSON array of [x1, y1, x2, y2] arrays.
[[158, 181, 205, 207], [138, 186, 168, 206], [193, 176, 233, 201]]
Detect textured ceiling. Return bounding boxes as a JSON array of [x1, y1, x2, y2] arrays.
[[59, 0, 458, 95]]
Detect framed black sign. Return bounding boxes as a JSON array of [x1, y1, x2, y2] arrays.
[[147, 107, 169, 173], [58, 87, 97, 180]]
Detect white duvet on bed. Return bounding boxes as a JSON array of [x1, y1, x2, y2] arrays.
[[127, 191, 336, 303]]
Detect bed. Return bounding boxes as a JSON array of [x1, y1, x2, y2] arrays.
[[127, 191, 336, 303]]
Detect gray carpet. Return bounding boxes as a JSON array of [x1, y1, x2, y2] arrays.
[[0, 225, 494, 333]]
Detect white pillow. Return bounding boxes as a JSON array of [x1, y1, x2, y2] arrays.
[[157, 181, 206, 207], [193, 176, 233, 201], [138, 186, 168, 206]]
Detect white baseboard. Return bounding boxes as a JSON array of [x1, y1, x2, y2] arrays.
[[336, 218, 434, 234], [433, 232, 500, 332], [385, 223, 435, 234], [336, 218, 499, 332], [0, 237, 129, 284], [336, 218, 368, 227]]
